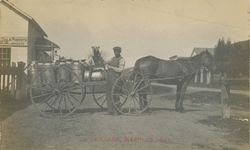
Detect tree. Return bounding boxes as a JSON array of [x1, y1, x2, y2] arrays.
[[214, 38, 249, 77]]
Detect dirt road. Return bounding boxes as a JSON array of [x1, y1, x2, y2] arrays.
[[0, 87, 249, 150]]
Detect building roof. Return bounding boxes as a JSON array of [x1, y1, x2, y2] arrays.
[[0, 0, 48, 37], [169, 55, 178, 60], [35, 38, 60, 50], [233, 39, 249, 51], [191, 47, 215, 56]]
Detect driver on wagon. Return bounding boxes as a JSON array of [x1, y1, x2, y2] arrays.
[[105, 46, 125, 115]]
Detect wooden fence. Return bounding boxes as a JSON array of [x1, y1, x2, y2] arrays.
[[221, 76, 249, 119], [0, 62, 27, 100]]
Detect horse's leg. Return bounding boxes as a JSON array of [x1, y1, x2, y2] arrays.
[[138, 81, 148, 110], [139, 94, 147, 109], [175, 82, 182, 112]]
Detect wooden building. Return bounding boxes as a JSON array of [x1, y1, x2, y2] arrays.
[[0, 0, 60, 67], [191, 47, 215, 84], [0, 0, 59, 99]]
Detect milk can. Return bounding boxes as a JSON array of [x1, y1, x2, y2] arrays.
[[57, 60, 71, 82], [83, 68, 91, 81], [43, 62, 56, 83], [91, 70, 105, 81], [71, 60, 83, 83], [29, 61, 43, 86]]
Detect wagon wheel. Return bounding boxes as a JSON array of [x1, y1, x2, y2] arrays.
[[92, 85, 106, 109], [111, 73, 152, 115], [92, 84, 127, 109], [29, 65, 86, 117]]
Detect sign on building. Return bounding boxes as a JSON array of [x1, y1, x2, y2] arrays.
[[0, 37, 28, 47]]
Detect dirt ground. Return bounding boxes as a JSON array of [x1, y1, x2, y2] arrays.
[[0, 86, 249, 150]]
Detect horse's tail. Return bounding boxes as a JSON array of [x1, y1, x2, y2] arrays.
[[130, 59, 142, 80]]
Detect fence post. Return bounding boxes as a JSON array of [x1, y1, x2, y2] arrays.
[[200, 67, 204, 83], [15, 62, 27, 100], [10, 62, 16, 97], [221, 74, 230, 119], [194, 72, 198, 83], [206, 71, 211, 84]]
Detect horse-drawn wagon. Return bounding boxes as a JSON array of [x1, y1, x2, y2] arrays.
[[28, 58, 152, 117], [28, 50, 214, 117]]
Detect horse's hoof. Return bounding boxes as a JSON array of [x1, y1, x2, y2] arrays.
[[179, 108, 185, 113]]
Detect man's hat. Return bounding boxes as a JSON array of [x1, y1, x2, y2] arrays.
[[113, 46, 122, 52]]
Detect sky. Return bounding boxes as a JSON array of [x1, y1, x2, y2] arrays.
[[10, 0, 250, 67]]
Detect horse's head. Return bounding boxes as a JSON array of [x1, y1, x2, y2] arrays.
[[91, 46, 101, 57], [200, 50, 216, 72], [91, 46, 104, 67]]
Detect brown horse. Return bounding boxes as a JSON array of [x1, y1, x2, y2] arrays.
[[132, 50, 215, 112]]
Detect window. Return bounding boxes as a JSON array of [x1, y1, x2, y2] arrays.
[[0, 48, 11, 67]]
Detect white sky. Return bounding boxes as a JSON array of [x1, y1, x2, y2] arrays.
[[10, 0, 250, 67]]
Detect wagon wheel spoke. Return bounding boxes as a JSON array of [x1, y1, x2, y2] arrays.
[[132, 74, 141, 88], [112, 93, 126, 96], [65, 93, 76, 112], [68, 92, 81, 104], [35, 95, 55, 113], [61, 81, 75, 90], [97, 94, 106, 105], [63, 94, 68, 113], [133, 95, 141, 110], [128, 99, 131, 113], [133, 98, 136, 111], [38, 95, 52, 105], [113, 84, 122, 90], [30, 86, 52, 92], [32, 92, 53, 100], [66, 86, 82, 91], [62, 81, 77, 90], [58, 95, 63, 115], [133, 77, 144, 92], [130, 97, 139, 112], [44, 96, 56, 110], [44, 95, 58, 113], [57, 80, 67, 89], [96, 94, 105, 100], [68, 93, 78, 108], [134, 81, 150, 92], [56, 79, 84, 116], [115, 94, 128, 110], [53, 95, 61, 113], [122, 80, 131, 94], [68, 91, 82, 95], [112, 93, 128, 106]]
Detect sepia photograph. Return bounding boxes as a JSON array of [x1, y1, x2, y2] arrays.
[[0, 0, 249, 149]]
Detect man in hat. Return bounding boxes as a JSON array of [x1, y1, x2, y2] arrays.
[[105, 46, 125, 115]]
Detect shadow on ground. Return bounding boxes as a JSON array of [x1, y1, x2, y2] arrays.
[[199, 115, 249, 144], [72, 107, 203, 116], [74, 108, 107, 114], [0, 96, 31, 121]]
